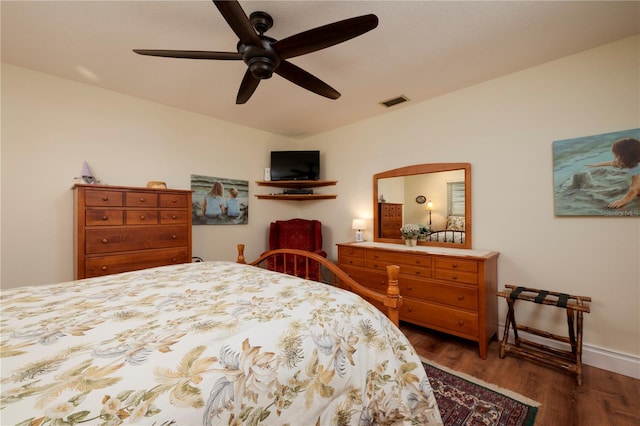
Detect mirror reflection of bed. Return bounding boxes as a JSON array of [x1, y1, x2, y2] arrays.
[[424, 215, 466, 243]]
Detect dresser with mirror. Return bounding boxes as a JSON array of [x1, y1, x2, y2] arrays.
[[338, 163, 499, 359]]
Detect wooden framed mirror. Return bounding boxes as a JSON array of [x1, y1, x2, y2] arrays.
[[373, 163, 472, 249]]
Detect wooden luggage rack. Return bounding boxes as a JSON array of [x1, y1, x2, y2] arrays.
[[498, 284, 591, 385]]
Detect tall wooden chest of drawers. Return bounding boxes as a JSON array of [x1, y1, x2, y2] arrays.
[[74, 184, 192, 279], [337, 242, 499, 359], [378, 203, 403, 238]]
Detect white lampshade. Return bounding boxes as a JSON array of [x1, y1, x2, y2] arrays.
[[352, 219, 366, 230]]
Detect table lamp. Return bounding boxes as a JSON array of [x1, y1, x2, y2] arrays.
[[352, 219, 366, 242]]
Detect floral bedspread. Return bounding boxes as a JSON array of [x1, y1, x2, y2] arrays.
[[1, 261, 442, 425]]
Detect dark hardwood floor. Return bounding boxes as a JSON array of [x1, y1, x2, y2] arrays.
[[400, 322, 640, 426]]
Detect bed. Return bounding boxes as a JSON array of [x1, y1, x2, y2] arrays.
[[424, 229, 465, 244], [424, 215, 466, 244], [1, 247, 442, 425]]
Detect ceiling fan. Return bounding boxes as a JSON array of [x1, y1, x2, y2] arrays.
[[133, 0, 378, 104]]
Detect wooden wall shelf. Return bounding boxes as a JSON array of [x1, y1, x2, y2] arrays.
[[256, 180, 337, 188], [255, 180, 338, 201], [255, 194, 337, 201]]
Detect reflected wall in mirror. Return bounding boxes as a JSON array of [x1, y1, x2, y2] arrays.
[[373, 163, 472, 249]]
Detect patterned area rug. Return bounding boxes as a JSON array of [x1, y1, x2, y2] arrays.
[[422, 358, 539, 426]]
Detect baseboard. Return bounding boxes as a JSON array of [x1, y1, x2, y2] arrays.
[[581, 342, 640, 379], [498, 325, 640, 379]]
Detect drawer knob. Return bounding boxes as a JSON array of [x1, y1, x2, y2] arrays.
[[101, 266, 108, 271], [407, 285, 413, 291], [101, 196, 109, 202], [140, 215, 146, 220], [171, 257, 177, 262], [171, 199, 177, 204], [415, 271, 421, 275], [452, 263, 459, 269], [101, 238, 108, 244], [407, 307, 413, 312], [458, 320, 464, 326], [457, 295, 464, 301], [139, 197, 146, 203], [452, 275, 458, 280], [172, 215, 177, 219], [102, 215, 108, 221], [172, 234, 177, 239]]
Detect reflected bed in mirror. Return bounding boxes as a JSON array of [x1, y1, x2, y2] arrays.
[[373, 163, 472, 249]]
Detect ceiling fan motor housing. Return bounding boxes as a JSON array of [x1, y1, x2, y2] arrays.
[[239, 37, 280, 79]]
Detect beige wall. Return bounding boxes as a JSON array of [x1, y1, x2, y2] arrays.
[[0, 63, 299, 287], [302, 36, 639, 367], [2, 36, 638, 374]]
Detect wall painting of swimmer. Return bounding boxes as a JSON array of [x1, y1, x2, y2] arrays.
[[191, 174, 249, 225], [553, 128, 640, 216]]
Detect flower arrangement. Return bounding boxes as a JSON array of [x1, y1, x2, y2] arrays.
[[401, 224, 431, 240], [417, 224, 430, 240], [400, 224, 422, 240]]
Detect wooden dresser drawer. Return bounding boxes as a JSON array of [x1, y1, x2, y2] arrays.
[[86, 210, 124, 226], [125, 192, 158, 207], [85, 225, 189, 254], [160, 193, 189, 208], [339, 255, 365, 267], [85, 248, 189, 277], [398, 265, 432, 279], [85, 190, 123, 207], [339, 265, 387, 293], [434, 258, 478, 273], [339, 246, 365, 258], [366, 256, 431, 278], [160, 210, 190, 224], [126, 210, 159, 225], [434, 269, 478, 285], [366, 250, 432, 268], [400, 278, 478, 310], [401, 298, 479, 337]]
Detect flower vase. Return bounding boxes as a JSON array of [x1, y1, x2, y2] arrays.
[[405, 238, 417, 247]]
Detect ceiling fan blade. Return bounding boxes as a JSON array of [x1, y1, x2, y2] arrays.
[[133, 49, 242, 60], [275, 61, 340, 100], [213, 0, 261, 46], [274, 14, 378, 60], [236, 69, 261, 104]]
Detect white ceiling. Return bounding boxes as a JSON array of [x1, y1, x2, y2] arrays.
[[2, 1, 639, 139]]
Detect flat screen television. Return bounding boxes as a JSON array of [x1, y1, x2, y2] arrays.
[[270, 150, 320, 181]]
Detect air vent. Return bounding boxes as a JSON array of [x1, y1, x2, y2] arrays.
[[380, 95, 409, 108]]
